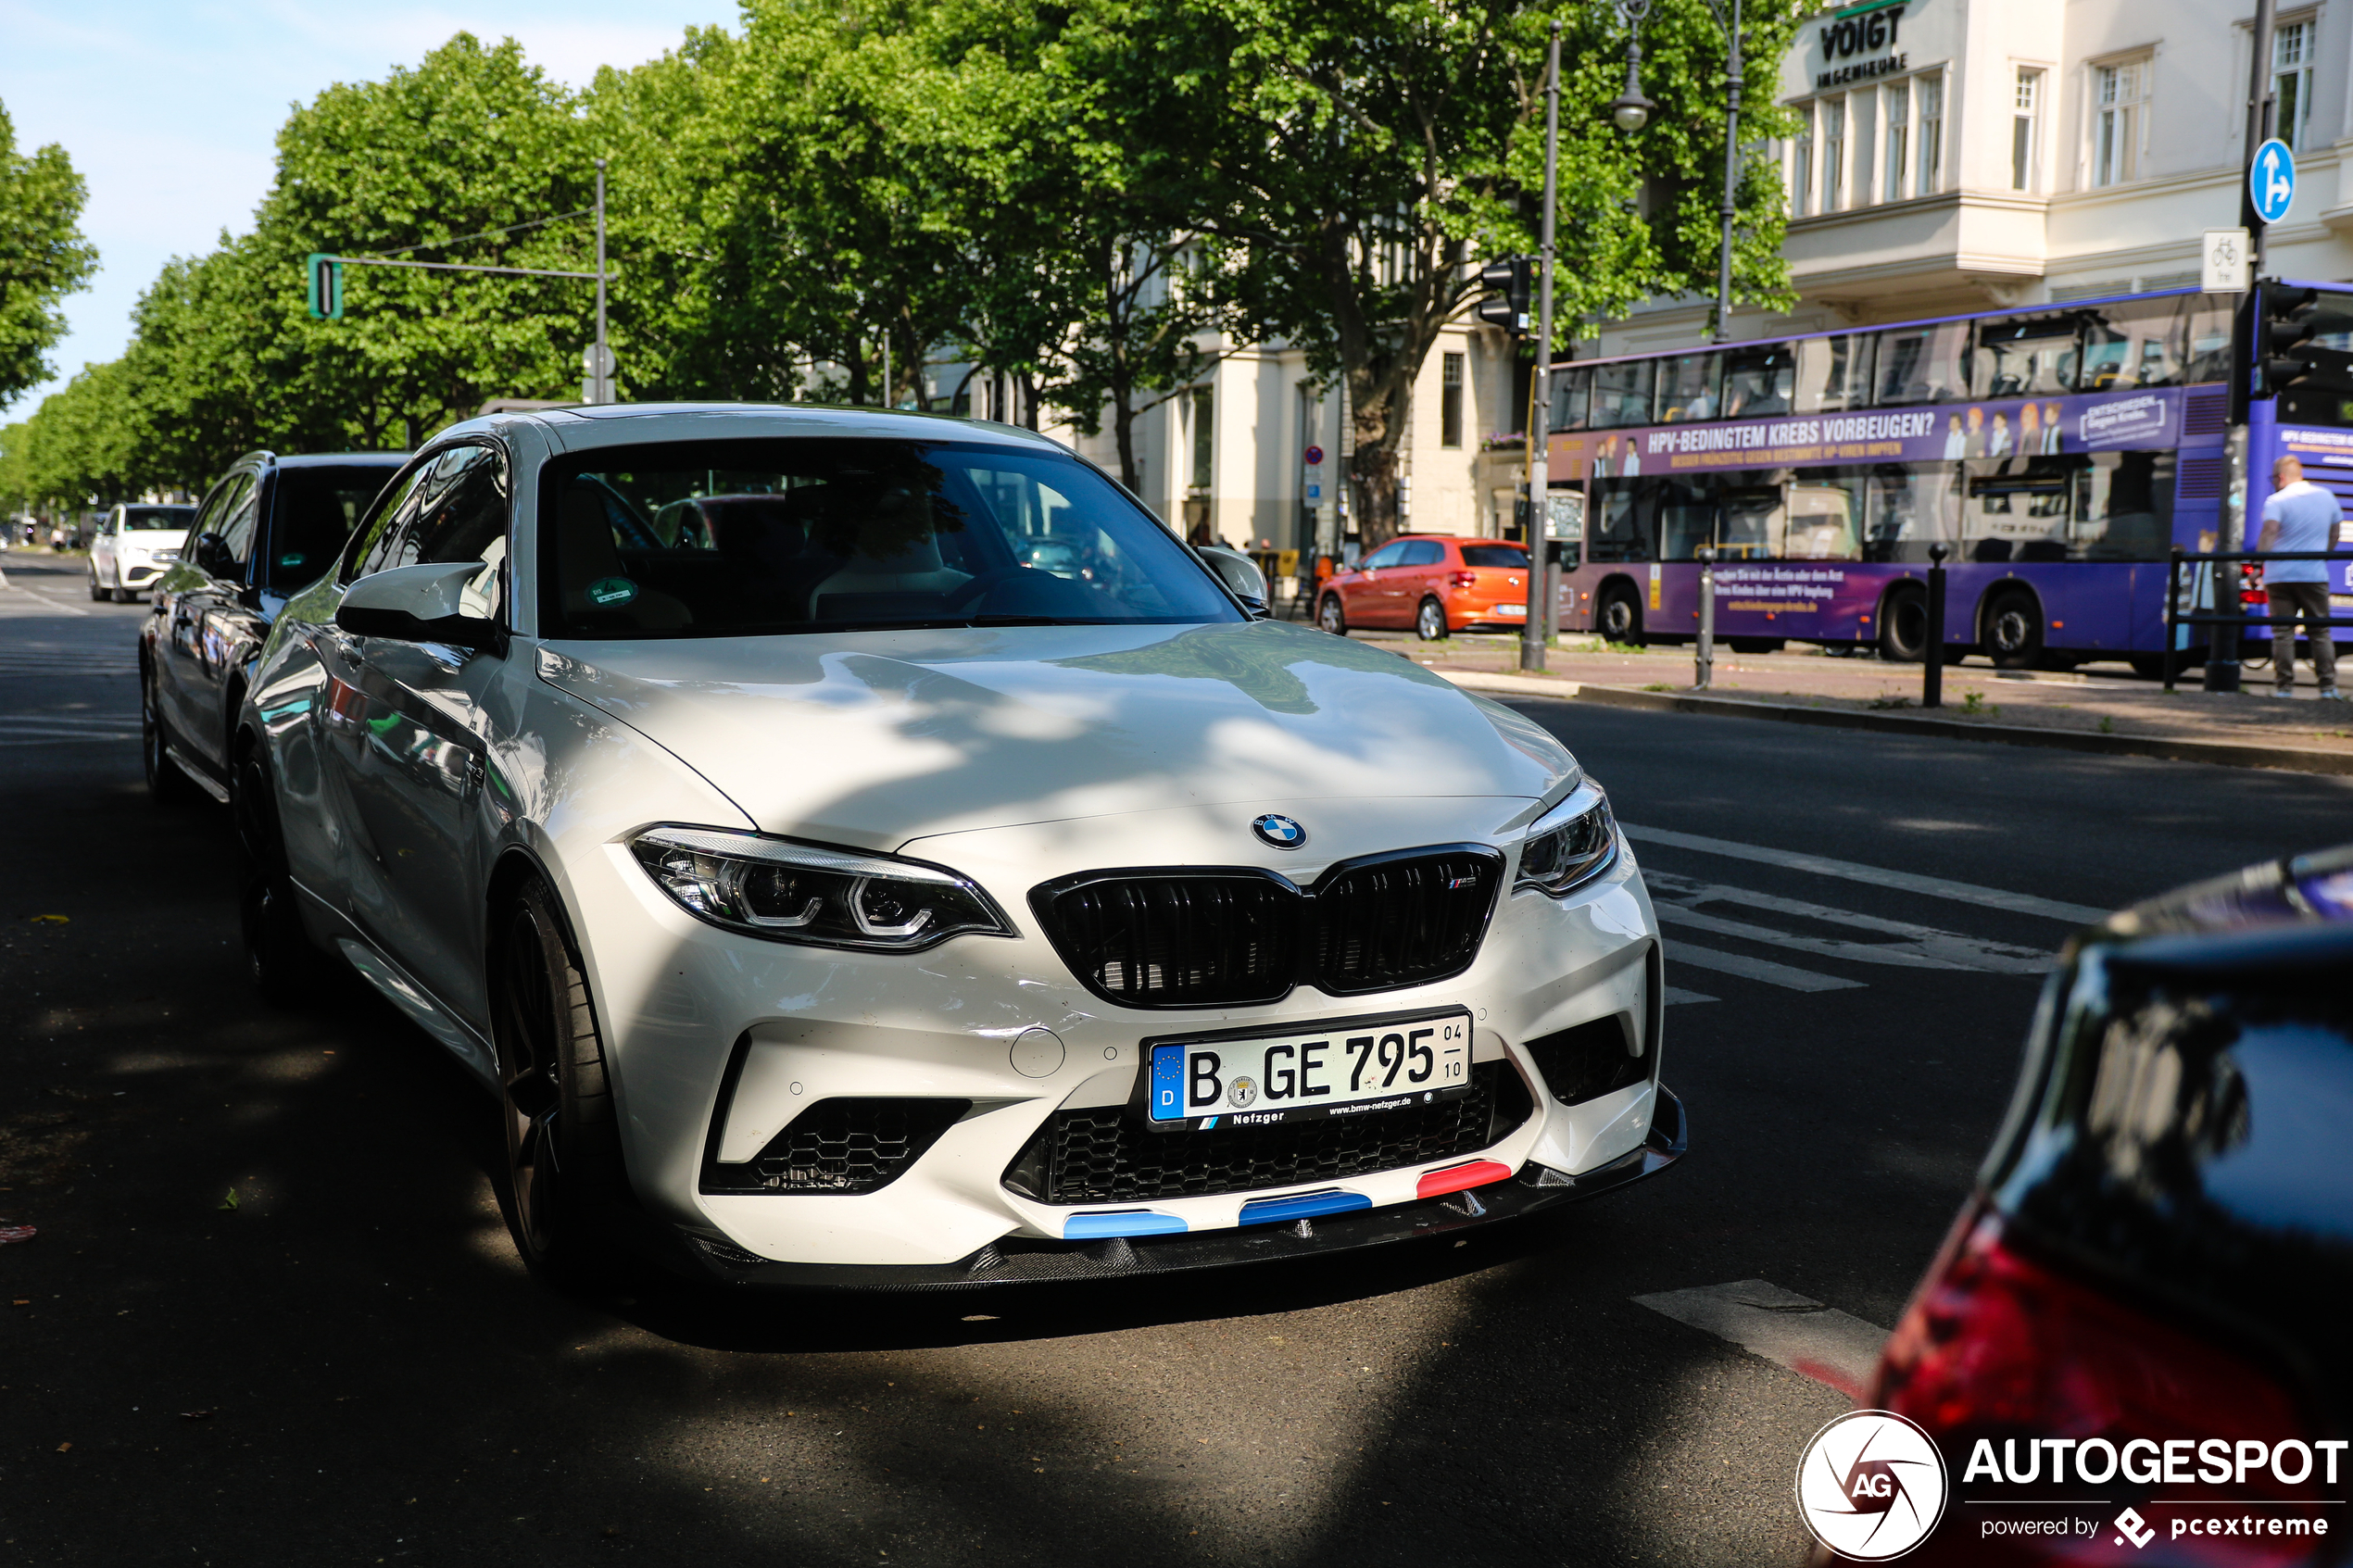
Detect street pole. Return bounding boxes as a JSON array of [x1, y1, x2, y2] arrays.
[[2213, 0, 2277, 692], [1714, 0, 1742, 342], [1520, 20, 1562, 674], [1693, 546, 1715, 689], [594, 158, 610, 405]]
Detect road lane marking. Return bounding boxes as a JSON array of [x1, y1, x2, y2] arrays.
[[1646, 872, 2055, 974], [1623, 823, 2108, 925], [1633, 1279, 1888, 1401], [1667, 943, 1865, 992], [1663, 985, 1718, 1007]]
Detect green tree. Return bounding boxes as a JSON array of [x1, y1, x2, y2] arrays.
[[0, 100, 99, 409], [1199, 0, 1802, 543]]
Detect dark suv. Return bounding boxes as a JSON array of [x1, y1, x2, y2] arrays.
[[140, 450, 408, 805]]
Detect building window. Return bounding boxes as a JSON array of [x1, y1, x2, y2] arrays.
[[2276, 20, 2314, 152], [1793, 102, 1815, 216], [1917, 73, 1944, 194], [1823, 96, 1847, 210], [2011, 68, 2042, 191], [1441, 353, 1465, 447], [1189, 386, 1214, 492], [2094, 58, 2149, 188], [1883, 80, 1910, 202]]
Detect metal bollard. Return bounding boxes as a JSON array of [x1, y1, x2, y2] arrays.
[[1694, 546, 1716, 691], [1923, 543, 1948, 709]]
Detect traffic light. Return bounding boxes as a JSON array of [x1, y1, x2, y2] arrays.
[[2257, 281, 2353, 403], [307, 253, 344, 320], [1476, 257, 1532, 335]]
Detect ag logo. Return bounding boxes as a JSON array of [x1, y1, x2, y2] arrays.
[[1251, 814, 1307, 849], [1794, 1410, 1948, 1561]]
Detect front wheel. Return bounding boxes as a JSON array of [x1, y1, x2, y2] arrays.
[[233, 742, 324, 1006], [1415, 596, 1449, 642], [87, 571, 105, 602], [142, 671, 201, 806], [1317, 595, 1347, 636], [494, 880, 624, 1286]]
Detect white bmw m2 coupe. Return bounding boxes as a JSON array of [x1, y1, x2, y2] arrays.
[[233, 404, 1681, 1287]]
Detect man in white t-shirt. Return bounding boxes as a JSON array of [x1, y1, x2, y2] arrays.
[[2258, 455, 2345, 698]]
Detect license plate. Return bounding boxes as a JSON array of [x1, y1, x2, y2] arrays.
[[1493, 604, 1527, 617], [1145, 1010, 1475, 1131]]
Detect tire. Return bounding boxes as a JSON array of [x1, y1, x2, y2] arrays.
[[1877, 587, 1928, 662], [233, 740, 324, 1006], [1596, 582, 1644, 646], [1415, 596, 1449, 641], [141, 669, 202, 806], [493, 880, 624, 1286], [1982, 589, 2045, 671], [87, 571, 105, 602], [1317, 594, 1347, 636], [1726, 637, 1784, 655]]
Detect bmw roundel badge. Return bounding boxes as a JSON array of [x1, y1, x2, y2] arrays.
[[1252, 813, 1307, 849]]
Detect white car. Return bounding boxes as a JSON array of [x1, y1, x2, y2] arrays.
[[90, 503, 195, 601], [234, 405, 1680, 1286]]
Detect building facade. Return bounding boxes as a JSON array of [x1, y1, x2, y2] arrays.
[[1592, 0, 2352, 354]]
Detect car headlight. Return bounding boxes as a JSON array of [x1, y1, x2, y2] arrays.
[[1514, 784, 1617, 897], [628, 825, 1015, 951]]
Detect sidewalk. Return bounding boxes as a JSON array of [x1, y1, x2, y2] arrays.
[[1368, 632, 2353, 775]]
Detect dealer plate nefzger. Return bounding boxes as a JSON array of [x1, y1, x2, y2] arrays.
[[1149, 1009, 1474, 1130]]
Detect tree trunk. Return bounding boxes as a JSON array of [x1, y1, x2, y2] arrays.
[[1347, 368, 1407, 546]]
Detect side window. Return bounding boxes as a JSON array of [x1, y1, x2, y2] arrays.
[[217, 478, 262, 564], [1359, 542, 1408, 571], [1400, 540, 1445, 567], [187, 477, 238, 540], [341, 455, 444, 584], [1872, 322, 1969, 406], [409, 446, 511, 622]]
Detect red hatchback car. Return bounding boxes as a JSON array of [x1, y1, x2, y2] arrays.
[[1316, 534, 1531, 640]]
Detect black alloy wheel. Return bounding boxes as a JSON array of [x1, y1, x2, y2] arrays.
[[1416, 596, 1449, 642], [1877, 587, 1928, 662], [1596, 582, 1644, 646], [1317, 595, 1347, 636], [233, 742, 321, 1006], [493, 880, 623, 1286], [141, 670, 201, 806], [1983, 589, 2045, 671]]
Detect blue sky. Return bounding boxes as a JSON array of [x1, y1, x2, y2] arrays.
[[1, 0, 740, 420]]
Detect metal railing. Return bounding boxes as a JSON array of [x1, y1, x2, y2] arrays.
[[2161, 546, 2353, 692]]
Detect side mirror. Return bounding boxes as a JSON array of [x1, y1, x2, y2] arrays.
[[192, 532, 238, 578], [1198, 546, 1271, 618], [335, 559, 502, 651]]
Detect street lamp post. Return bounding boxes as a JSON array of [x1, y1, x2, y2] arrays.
[[1610, 0, 1746, 343], [1522, 21, 1565, 675]]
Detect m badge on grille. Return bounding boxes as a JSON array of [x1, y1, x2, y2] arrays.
[[1252, 814, 1307, 849]]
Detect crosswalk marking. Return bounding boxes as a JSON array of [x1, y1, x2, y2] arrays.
[[1663, 985, 1718, 1007], [1634, 1279, 1889, 1401], [1648, 872, 2054, 974], [1668, 943, 1866, 993], [1624, 822, 2108, 925]]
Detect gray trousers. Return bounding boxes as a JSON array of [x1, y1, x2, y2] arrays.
[[2270, 580, 2339, 690]]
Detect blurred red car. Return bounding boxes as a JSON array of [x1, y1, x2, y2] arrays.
[[1315, 534, 1529, 640]]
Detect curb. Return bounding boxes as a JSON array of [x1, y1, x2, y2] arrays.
[[1437, 670, 2353, 778]]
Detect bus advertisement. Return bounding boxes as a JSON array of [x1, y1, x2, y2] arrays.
[[1541, 284, 2353, 673]]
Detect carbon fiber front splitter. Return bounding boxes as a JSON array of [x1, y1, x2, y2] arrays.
[[673, 1083, 1687, 1292]]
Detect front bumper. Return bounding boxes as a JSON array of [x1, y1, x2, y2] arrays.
[[673, 1084, 1686, 1289]]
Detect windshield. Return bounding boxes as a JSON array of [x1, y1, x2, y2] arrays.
[[122, 507, 191, 533], [537, 437, 1239, 637], [270, 465, 397, 587]]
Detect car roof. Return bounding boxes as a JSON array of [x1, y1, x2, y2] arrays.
[[272, 452, 409, 470], [431, 401, 1069, 458]]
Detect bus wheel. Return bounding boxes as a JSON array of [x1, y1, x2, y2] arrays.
[[1597, 583, 1644, 646], [1727, 637, 1784, 655], [1983, 589, 2045, 670], [1878, 588, 1928, 662]]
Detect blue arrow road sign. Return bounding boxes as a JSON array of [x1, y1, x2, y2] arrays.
[[2252, 138, 2296, 225]]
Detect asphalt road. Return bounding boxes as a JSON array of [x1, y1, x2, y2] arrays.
[[4, 545, 2349, 1568]]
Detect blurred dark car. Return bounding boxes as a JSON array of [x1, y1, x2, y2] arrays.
[[140, 450, 408, 805], [1866, 844, 2353, 1563]]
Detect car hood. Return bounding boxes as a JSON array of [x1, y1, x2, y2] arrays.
[[535, 619, 1578, 850], [117, 531, 188, 551]]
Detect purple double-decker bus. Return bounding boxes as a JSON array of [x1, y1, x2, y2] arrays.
[[1540, 284, 2350, 671]]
